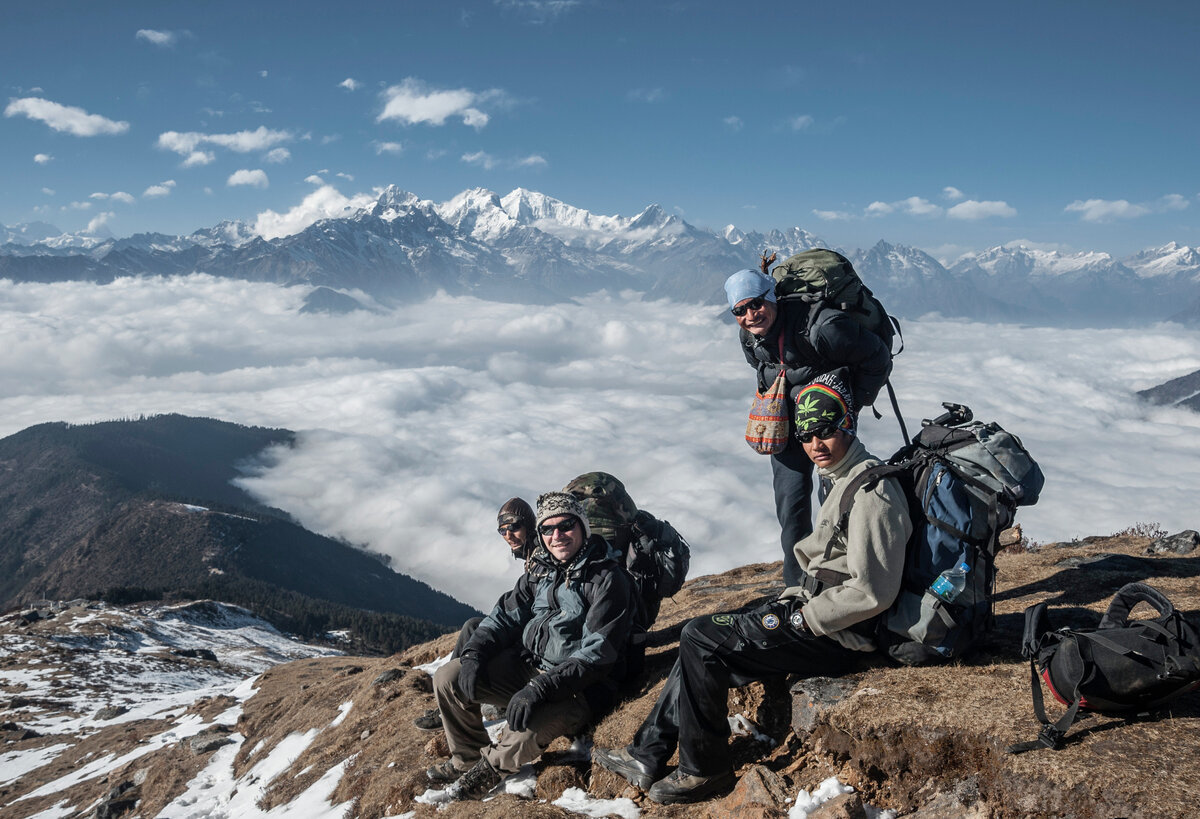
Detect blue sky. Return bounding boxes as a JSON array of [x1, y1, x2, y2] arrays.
[[3, 0, 1198, 258]]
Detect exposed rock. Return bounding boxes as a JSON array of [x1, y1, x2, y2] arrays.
[[1147, 530, 1200, 555], [998, 525, 1022, 548], [95, 705, 128, 721], [188, 727, 233, 755], [808, 792, 866, 819], [372, 668, 404, 685], [171, 647, 218, 662], [716, 764, 792, 816], [791, 677, 853, 737]]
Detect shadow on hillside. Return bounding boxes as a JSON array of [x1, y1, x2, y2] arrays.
[[996, 553, 1200, 607]]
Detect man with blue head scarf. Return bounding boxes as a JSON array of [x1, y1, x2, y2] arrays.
[[725, 261, 890, 588]]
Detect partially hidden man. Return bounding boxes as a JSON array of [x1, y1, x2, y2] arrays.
[[427, 491, 637, 800], [593, 372, 912, 804]]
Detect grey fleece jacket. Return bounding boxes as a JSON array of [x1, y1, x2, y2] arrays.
[[779, 437, 912, 651]]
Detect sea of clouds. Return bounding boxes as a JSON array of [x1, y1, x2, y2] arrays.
[[3, 274, 1199, 611]]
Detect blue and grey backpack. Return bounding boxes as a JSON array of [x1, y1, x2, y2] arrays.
[[835, 403, 1045, 665]]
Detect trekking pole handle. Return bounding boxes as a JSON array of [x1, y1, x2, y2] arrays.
[[923, 402, 973, 427]]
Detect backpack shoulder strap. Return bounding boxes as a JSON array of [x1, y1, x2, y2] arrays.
[[1100, 581, 1175, 629]]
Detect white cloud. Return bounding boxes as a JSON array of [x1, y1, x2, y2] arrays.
[[259, 70, 268, 78], [461, 151, 498, 170], [947, 200, 1017, 220], [1065, 193, 1190, 223], [41, 187, 55, 196], [227, 169, 269, 188], [4, 97, 129, 137], [136, 28, 176, 47], [305, 174, 325, 185], [628, 87, 665, 103], [85, 211, 115, 233], [264, 147, 291, 163], [494, 0, 582, 23], [339, 78, 360, 91], [898, 196, 943, 217], [460, 151, 544, 170], [66, 201, 92, 211], [865, 201, 894, 217], [789, 115, 814, 131], [110, 192, 135, 204], [723, 116, 743, 131], [1065, 198, 1149, 222], [253, 185, 377, 239], [942, 186, 964, 201], [2, 284, 1198, 611], [813, 209, 854, 221], [336, 172, 354, 181], [373, 141, 404, 155], [156, 127, 293, 165], [143, 180, 177, 198], [377, 77, 503, 129], [34, 153, 53, 164], [1159, 193, 1189, 212]]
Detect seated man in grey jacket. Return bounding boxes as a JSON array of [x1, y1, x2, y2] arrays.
[[427, 491, 638, 801], [594, 371, 912, 805]]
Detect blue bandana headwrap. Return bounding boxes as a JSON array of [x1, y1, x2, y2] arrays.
[[724, 269, 778, 311]]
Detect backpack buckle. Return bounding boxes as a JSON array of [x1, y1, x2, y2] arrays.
[[1036, 724, 1065, 750]]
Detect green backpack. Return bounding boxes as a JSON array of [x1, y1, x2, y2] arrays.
[[769, 248, 899, 358]]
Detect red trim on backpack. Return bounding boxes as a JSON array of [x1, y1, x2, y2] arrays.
[[1042, 668, 1090, 709]]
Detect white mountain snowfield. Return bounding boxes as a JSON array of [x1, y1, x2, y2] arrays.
[[3, 185, 1199, 323], [0, 603, 885, 819]]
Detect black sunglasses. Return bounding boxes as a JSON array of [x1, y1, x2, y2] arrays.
[[497, 524, 524, 536], [730, 292, 772, 317], [538, 519, 579, 537], [796, 416, 847, 443]]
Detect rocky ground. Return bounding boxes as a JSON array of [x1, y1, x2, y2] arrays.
[[3, 530, 1199, 818]]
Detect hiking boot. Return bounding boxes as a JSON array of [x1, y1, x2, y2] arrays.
[[413, 708, 443, 731], [425, 759, 467, 784], [592, 745, 660, 791], [647, 768, 735, 804], [449, 757, 502, 801]]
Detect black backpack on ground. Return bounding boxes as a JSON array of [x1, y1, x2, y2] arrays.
[[1009, 582, 1200, 752], [835, 403, 1044, 665]]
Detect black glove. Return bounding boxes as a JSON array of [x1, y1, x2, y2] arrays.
[[505, 683, 544, 732], [457, 655, 483, 702]]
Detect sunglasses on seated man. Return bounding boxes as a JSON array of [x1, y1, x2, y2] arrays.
[[730, 291, 772, 317], [537, 519, 579, 537], [497, 523, 524, 536], [796, 417, 847, 444]]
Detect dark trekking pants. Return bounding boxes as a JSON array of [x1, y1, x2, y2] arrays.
[[771, 443, 815, 587], [629, 603, 857, 777]]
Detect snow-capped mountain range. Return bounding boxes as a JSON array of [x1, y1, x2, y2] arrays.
[[4, 186, 1199, 325]]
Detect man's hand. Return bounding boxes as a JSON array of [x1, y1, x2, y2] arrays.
[[505, 684, 543, 732], [457, 655, 483, 702]]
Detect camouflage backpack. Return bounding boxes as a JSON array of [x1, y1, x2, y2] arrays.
[[562, 472, 691, 625]]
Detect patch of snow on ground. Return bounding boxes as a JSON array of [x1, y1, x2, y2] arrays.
[[554, 786, 641, 818], [330, 700, 353, 727], [0, 744, 71, 787]]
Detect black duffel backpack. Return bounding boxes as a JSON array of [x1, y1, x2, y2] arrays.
[[1009, 581, 1200, 753]]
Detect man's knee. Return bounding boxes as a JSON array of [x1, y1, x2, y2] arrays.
[[433, 657, 463, 699]]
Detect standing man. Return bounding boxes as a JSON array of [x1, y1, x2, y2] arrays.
[[427, 492, 637, 801], [594, 374, 911, 804], [726, 266, 891, 587]]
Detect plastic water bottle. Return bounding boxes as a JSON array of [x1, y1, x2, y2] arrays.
[[930, 561, 969, 603]]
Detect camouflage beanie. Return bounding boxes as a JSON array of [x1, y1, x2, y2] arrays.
[[562, 472, 636, 545], [535, 491, 592, 542], [794, 371, 856, 437]]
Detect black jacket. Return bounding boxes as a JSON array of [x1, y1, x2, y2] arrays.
[[462, 534, 636, 704], [740, 300, 890, 410]]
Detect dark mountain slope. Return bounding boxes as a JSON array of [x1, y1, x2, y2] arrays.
[[0, 415, 478, 646]]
